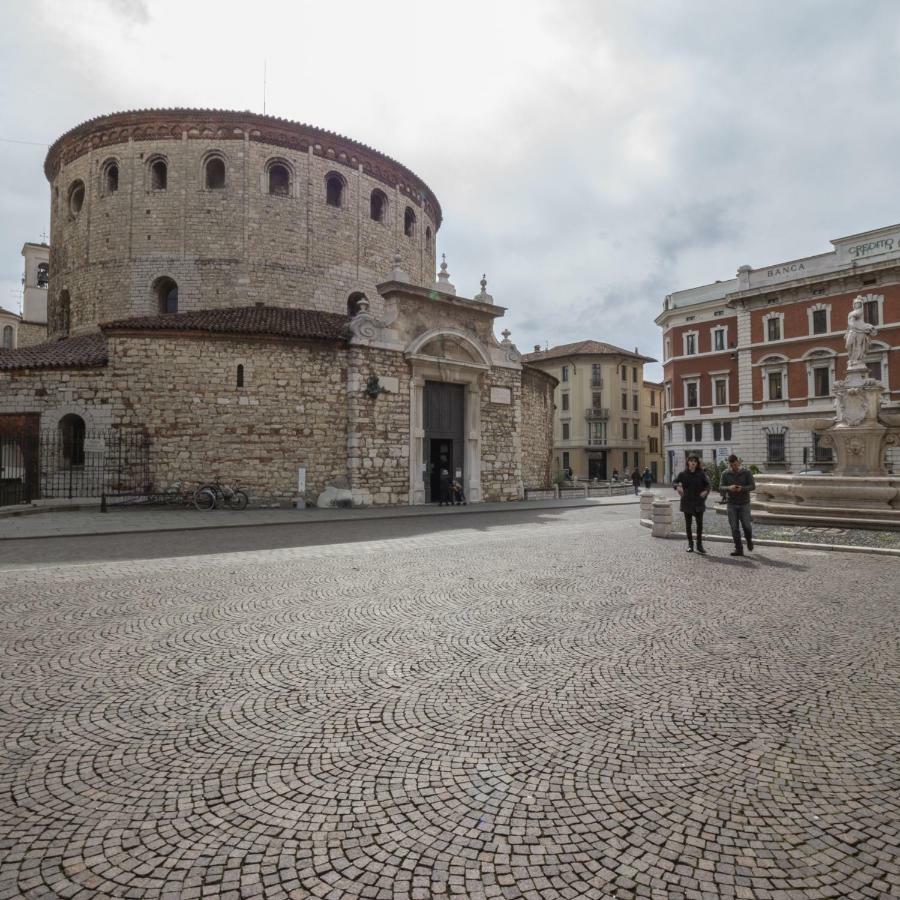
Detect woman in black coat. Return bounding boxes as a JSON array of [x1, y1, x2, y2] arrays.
[[672, 455, 710, 554]]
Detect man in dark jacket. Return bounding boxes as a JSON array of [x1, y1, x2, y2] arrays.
[[720, 454, 755, 556], [630, 468, 641, 495]]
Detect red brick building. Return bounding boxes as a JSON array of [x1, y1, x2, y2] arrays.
[[656, 224, 900, 480]]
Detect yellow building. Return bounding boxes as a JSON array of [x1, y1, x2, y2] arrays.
[[522, 341, 656, 480], [641, 380, 665, 483]]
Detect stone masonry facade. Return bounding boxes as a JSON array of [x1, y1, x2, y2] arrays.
[[45, 110, 440, 339], [0, 110, 555, 506]]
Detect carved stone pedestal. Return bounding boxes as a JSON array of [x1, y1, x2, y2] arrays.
[[829, 369, 891, 475]]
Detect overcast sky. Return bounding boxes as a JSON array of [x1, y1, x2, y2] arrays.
[[2, 0, 900, 380]]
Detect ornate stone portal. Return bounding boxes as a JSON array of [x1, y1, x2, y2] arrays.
[[753, 296, 900, 527]]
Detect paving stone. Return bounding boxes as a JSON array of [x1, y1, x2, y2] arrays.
[[0, 513, 897, 898]]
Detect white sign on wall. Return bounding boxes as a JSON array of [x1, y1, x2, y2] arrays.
[[83, 438, 105, 453], [490, 387, 511, 404], [297, 467, 306, 493]]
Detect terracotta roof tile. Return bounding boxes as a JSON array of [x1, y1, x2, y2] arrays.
[[521, 339, 656, 363], [0, 333, 108, 370], [101, 306, 350, 341]]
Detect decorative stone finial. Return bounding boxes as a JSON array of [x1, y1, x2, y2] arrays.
[[389, 251, 409, 283], [474, 273, 494, 304], [501, 328, 512, 343], [434, 253, 456, 295]]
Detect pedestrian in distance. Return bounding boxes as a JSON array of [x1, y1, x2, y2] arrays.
[[641, 467, 652, 490], [630, 468, 641, 495], [452, 479, 467, 505], [438, 468, 453, 507], [673, 454, 709, 554], [720, 454, 755, 556], [611, 469, 619, 482]]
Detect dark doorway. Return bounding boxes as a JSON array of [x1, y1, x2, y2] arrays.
[[588, 452, 607, 481], [0, 413, 40, 505], [423, 381, 464, 502]]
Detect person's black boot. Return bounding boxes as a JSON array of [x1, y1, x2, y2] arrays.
[[696, 542, 706, 555], [730, 547, 744, 557], [746, 534, 754, 551]]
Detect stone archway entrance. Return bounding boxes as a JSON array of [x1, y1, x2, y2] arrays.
[[406, 329, 492, 505]]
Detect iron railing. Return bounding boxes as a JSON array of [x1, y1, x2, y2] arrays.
[[0, 427, 150, 505]]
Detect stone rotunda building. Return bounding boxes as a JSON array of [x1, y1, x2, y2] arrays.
[[0, 109, 555, 505]]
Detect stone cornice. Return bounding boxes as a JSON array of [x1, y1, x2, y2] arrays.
[[377, 281, 506, 318], [44, 108, 442, 228]]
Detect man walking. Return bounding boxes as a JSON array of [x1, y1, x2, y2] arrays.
[[720, 454, 755, 556], [630, 468, 641, 495]]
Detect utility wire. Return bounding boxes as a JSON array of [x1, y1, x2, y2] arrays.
[[0, 137, 50, 147]]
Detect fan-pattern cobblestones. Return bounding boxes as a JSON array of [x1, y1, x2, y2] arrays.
[[1, 515, 898, 899]]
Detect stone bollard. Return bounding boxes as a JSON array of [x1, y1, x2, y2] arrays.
[[639, 491, 655, 526], [651, 498, 673, 537]]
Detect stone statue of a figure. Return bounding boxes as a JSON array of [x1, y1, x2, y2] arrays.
[[845, 296, 877, 370]]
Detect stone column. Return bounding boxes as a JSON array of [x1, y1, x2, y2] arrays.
[[651, 498, 673, 537], [466, 381, 483, 503], [409, 375, 425, 505]]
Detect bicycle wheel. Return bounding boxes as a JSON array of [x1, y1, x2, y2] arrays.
[[228, 490, 248, 511], [194, 488, 216, 511]]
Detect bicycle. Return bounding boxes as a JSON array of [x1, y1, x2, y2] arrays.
[[193, 476, 249, 511], [162, 480, 200, 507]]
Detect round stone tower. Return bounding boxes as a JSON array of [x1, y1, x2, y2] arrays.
[[43, 109, 442, 339]]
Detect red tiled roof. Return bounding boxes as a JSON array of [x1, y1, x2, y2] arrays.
[[101, 306, 350, 341], [0, 333, 108, 370], [521, 340, 656, 363]]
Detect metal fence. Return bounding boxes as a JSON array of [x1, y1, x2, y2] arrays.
[[0, 427, 150, 505]]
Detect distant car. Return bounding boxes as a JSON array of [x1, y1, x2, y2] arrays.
[[797, 468, 825, 475]]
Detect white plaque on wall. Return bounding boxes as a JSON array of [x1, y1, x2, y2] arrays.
[[490, 387, 512, 404]]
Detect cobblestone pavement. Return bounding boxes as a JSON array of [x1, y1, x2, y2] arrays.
[[1, 511, 898, 899]]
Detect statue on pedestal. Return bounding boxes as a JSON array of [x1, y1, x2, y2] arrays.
[[845, 295, 877, 371]]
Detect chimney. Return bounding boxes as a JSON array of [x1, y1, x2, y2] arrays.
[[534, 344, 541, 353], [634, 346, 638, 354]]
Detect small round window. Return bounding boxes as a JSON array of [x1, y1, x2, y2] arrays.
[[69, 180, 85, 217]]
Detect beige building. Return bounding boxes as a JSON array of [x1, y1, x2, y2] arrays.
[[0, 109, 555, 507], [522, 341, 656, 480], [641, 380, 664, 482], [18, 242, 49, 347]]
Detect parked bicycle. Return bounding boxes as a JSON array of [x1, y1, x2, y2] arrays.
[[193, 476, 249, 511], [162, 480, 200, 507]]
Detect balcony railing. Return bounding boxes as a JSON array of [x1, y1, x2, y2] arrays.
[[591, 376, 603, 387], [585, 407, 610, 419]]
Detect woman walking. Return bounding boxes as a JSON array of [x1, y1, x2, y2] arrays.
[[673, 455, 710, 554]]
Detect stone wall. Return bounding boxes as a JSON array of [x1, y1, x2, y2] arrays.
[[107, 333, 349, 499], [0, 365, 115, 428], [15, 322, 48, 348], [346, 347, 412, 506], [46, 112, 440, 339], [520, 364, 556, 488], [480, 368, 522, 502]]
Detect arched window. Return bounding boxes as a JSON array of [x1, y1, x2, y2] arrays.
[[103, 161, 119, 194], [37, 263, 49, 288], [2, 326, 12, 350], [59, 414, 86, 468], [425, 226, 433, 253], [404, 206, 416, 237], [347, 292, 367, 317], [150, 159, 168, 191], [268, 163, 290, 196], [69, 180, 85, 217], [57, 290, 71, 336], [325, 173, 344, 208], [205, 157, 226, 190], [154, 277, 178, 314], [370, 189, 387, 222], [236, 364, 244, 388]]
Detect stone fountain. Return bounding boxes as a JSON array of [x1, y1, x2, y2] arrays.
[[753, 296, 900, 528]]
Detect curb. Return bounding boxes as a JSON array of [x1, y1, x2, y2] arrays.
[[0, 497, 641, 542], [668, 530, 900, 558]]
